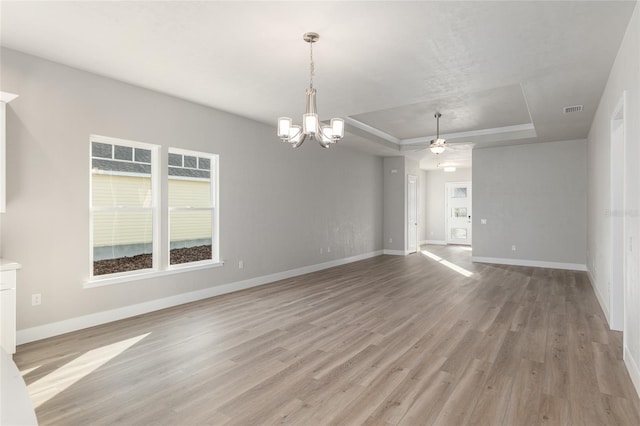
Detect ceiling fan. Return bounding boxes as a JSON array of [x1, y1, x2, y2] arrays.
[[401, 112, 471, 153]]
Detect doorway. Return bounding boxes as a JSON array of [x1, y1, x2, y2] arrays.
[[445, 182, 472, 245]]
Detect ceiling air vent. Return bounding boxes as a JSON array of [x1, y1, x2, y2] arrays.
[[563, 105, 584, 114]]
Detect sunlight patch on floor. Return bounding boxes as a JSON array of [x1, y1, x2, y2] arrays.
[[421, 250, 474, 277], [27, 333, 150, 409], [19, 365, 41, 376]]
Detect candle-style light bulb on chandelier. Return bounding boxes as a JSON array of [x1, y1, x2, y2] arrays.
[[277, 32, 344, 148], [430, 112, 446, 155]]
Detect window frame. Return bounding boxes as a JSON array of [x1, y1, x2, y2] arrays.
[[87, 138, 222, 287], [167, 147, 219, 269], [88, 134, 161, 282]]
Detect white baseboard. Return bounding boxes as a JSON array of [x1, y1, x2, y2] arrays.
[[471, 256, 587, 272], [625, 346, 640, 399], [17, 250, 383, 345], [424, 240, 447, 245], [383, 249, 407, 256], [587, 268, 610, 326]]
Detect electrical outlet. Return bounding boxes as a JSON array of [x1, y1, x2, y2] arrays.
[[481, 219, 487, 225], [388, 237, 393, 244], [327, 247, 331, 253], [32, 293, 41, 306], [512, 245, 517, 251], [238, 260, 244, 269]]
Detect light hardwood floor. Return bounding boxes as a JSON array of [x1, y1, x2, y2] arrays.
[[15, 245, 640, 425]]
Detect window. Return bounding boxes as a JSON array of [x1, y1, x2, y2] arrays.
[[451, 228, 468, 240], [168, 148, 218, 266], [90, 136, 159, 277], [89, 137, 219, 282], [452, 187, 468, 198], [453, 207, 468, 218]]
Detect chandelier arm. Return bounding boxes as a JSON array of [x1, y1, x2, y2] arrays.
[[292, 133, 307, 148]]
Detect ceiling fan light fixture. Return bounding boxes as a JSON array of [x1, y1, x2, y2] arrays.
[[430, 142, 446, 155]]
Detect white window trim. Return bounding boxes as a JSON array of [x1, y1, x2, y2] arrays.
[[86, 260, 224, 288], [89, 134, 161, 282], [167, 147, 219, 269], [88, 139, 222, 286]]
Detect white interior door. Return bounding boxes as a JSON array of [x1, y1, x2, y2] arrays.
[[446, 182, 472, 245], [407, 175, 418, 253]]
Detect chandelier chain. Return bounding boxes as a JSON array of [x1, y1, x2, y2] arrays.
[[309, 40, 315, 89]]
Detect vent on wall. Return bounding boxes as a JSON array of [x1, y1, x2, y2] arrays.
[[563, 105, 584, 114]]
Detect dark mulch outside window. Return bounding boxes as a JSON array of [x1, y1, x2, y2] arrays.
[[93, 245, 212, 276]]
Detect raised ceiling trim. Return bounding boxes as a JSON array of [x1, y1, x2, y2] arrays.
[[343, 117, 400, 144], [400, 123, 536, 145], [346, 116, 537, 147]]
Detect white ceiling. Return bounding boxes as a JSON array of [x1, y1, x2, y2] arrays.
[[1, 1, 636, 170]]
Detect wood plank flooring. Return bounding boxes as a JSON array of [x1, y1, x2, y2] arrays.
[[14, 245, 640, 425]]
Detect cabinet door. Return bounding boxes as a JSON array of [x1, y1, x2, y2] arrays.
[[1, 101, 6, 213], [0, 271, 17, 354]]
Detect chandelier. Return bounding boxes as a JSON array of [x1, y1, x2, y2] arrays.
[[430, 112, 446, 154], [277, 32, 344, 148]]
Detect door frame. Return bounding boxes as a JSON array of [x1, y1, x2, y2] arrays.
[[407, 175, 418, 254], [609, 91, 626, 332]]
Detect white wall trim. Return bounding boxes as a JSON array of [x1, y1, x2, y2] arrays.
[[625, 346, 640, 399], [424, 240, 447, 245], [587, 268, 611, 326], [471, 256, 587, 272], [383, 249, 408, 256], [17, 250, 383, 345]]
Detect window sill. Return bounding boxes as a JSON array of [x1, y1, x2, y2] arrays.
[[85, 260, 224, 288]]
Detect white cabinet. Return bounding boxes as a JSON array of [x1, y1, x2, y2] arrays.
[[1, 91, 19, 213], [0, 259, 20, 355]]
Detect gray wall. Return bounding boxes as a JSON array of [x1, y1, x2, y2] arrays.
[[0, 48, 384, 330], [472, 140, 587, 265], [587, 1, 640, 393], [383, 157, 405, 252], [424, 168, 472, 242]]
